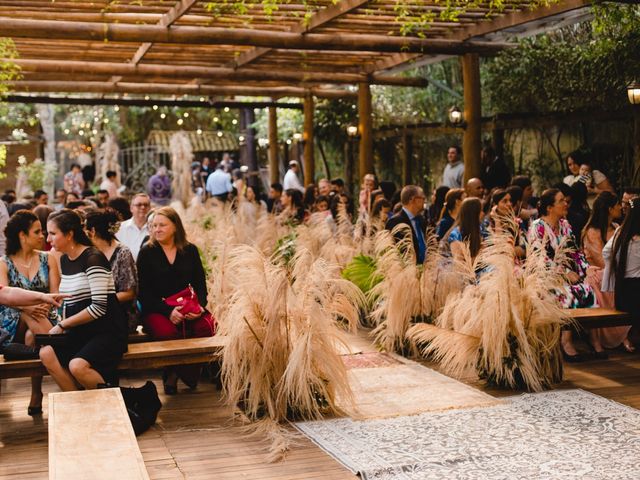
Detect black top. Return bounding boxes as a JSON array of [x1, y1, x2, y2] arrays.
[[482, 157, 511, 191], [137, 242, 207, 318], [59, 247, 126, 344]]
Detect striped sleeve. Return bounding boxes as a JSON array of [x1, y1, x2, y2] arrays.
[[85, 264, 111, 319]]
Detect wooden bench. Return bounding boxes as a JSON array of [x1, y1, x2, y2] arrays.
[[568, 307, 632, 329], [49, 388, 149, 480], [0, 336, 226, 380]]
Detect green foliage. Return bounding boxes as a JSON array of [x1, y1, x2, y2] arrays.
[[274, 232, 297, 268], [17, 157, 54, 192], [0, 38, 20, 99], [0, 145, 7, 180], [485, 4, 640, 114], [341, 254, 381, 294]]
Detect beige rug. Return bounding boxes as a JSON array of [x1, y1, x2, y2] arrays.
[[337, 355, 502, 420]]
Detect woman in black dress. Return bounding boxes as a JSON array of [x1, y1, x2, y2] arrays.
[[137, 206, 213, 394], [39, 209, 127, 390]]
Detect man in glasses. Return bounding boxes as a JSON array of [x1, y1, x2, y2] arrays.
[[385, 185, 428, 264], [116, 193, 151, 260]]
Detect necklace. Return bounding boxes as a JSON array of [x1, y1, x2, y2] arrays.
[[14, 253, 36, 270]]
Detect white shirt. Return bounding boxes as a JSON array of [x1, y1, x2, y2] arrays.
[[441, 161, 464, 189], [100, 179, 119, 199], [115, 217, 149, 261], [205, 169, 232, 196], [602, 229, 640, 292], [283, 168, 304, 192]]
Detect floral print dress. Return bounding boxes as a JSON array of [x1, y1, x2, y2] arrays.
[[528, 218, 596, 309]]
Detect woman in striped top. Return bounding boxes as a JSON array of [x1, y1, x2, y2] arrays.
[[39, 209, 127, 390]]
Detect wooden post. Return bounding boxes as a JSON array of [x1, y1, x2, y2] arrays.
[[634, 109, 640, 185], [243, 108, 258, 189], [462, 53, 482, 183], [303, 93, 314, 186], [268, 105, 279, 184], [402, 131, 413, 185], [358, 82, 373, 181], [344, 139, 354, 195]]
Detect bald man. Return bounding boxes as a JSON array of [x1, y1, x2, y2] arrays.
[[466, 178, 485, 199]]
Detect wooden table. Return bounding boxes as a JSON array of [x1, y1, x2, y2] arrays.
[[48, 388, 149, 480]]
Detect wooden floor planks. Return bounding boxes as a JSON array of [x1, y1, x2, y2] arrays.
[[3, 332, 640, 479]]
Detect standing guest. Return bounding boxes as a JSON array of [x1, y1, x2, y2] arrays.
[[481, 145, 511, 190], [96, 190, 110, 207], [603, 197, 640, 336], [577, 158, 614, 196], [465, 178, 485, 200], [529, 188, 596, 362], [147, 166, 171, 206], [100, 170, 119, 199], [84, 209, 138, 334], [563, 152, 582, 187], [427, 186, 449, 228], [116, 193, 150, 261], [0, 210, 60, 414], [385, 185, 428, 264], [137, 207, 213, 394], [318, 178, 332, 196], [266, 183, 283, 214], [358, 173, 378, 216], [621, 187, 640, 218], [205, 163, 233, 202], [283, 160, 305, 193], [331, 178, 345, 195], [33, 190, 48, 206], [200, 157, 212, 186], [63, 163, 85, 197], [441, 146, 464, 189], [54, 189, 67, 211], [279, 189, 305, 224], [107, 197, 133, 221], [567, 182, 590, 242], [40, 209, 127, 390], [445, 197, 487, 262], [436, 188, 465, 241], [582, 192, 632, 353]]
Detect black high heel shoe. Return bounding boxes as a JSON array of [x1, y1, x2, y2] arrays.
[[27, 406, 43, 416], [162, 370, 178, 395], [561, 347, 584, 363]]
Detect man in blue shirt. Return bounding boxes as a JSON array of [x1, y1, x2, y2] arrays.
[[205, 163, 233, 202], [385, 185, 427, 264]]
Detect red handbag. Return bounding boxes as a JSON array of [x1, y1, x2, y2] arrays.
[[163, 284, 217, 337]]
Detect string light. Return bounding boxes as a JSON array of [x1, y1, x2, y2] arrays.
[[177, 118, 184, 125], [160, 113, 166, 119], [64, 128, 70, 135], [224, 107, 230, 112], [114, 106, 120, 112], [231, 119, 238, 125], [196, 128, 203, 135], [183, 112, 189, 118], [152, 105, 158, 110], [217, 131, 223, 137]]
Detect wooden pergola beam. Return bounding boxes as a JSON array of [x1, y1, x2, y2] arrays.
[[9, 81, 357, 99], [231, 0, 370, 68], [2, 94, 304, 109], [11, 58, 428, 87], [0, 17, 512, 54], [368, 0, 593, 73]]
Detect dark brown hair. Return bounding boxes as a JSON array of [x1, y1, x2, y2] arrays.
[[454, 197, 483, 258], [440, 188, 465, 221], [47, 209, 93, 246], [5, 210, 39, 255]]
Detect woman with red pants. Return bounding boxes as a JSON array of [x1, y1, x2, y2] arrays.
[[137, 206, 213, 394]]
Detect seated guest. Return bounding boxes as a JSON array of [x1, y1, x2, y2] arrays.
[[371, 198, 392, 226], [359, 173, 378, 216], [33, 205, 54, 251], [436, 188, 465, 240], [116, 193, 150, 261], [385, 185, 427, 264], [279, 189, 306, 224], [582, 192, 631, 353], [529, 188, 596, 362], [465, 178, 485, 200], [444, 197, 487, 262], [330, 178, 345, 195], [563, 151, 582, 187], [307, 195, 331, 224], [96, 189, 110, 207], [266, 183, 283, 214], [137, 207, 213, 394], [603, 197, 640, 335], [40, 209, 127, 390], [303, 184, 318, 211], [84, 209, 138, 334], [0, 210, 60, 414], [511, 175, 537, 228], [108, 196, 132, 221], [427, 186, 449, 228], [488, 189, 526, 259], [621, 186, 640, 219], [567, 182, 590, 242], [577, 158, 614, 196]]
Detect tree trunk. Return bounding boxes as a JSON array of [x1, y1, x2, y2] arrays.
[[35, 103, 57, 197]]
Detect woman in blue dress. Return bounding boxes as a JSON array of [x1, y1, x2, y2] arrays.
[[0, 210, 60, 414]]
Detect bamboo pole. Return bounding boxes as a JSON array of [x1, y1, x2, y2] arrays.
[[402, 131, 413, 185], [10, 58, 429, 87], [303, 94, 315, 186], [0, 17, 512, 54], [9, 81, 356, 99], [358, 82, 373, 181], [462, 53, 482, 183], [268, 105, 279, 185]]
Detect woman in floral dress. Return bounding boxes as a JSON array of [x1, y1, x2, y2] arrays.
[[528, 188, 596, 362]]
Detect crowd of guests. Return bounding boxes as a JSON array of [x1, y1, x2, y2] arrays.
[[0, 146, 638, 414]]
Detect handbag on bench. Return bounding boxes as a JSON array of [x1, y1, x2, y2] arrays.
[[163, 284, 217, 337]]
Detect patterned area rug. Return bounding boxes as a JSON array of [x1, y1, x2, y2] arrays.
[[336, 357, 501, 420], [297, 390, 640, 479]]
